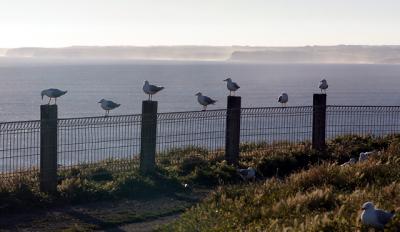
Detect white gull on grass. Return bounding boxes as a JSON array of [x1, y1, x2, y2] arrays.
[[98, 99, 120, 117], [143, 80, 164, 101], [223, 78, 240, 96], [195, 92, 216, 111], [319, 79, 328, 93], [340, 158, 356, 166], [361, 202, 395, 230], [41, 88, 67, 105], [359, 151, 375, 162], [237, 167, 256, 181], [278, 93, 288, 107]]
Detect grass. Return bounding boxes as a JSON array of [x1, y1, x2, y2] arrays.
[[159, 135, 400, 231], [1, 134, 400, 230]]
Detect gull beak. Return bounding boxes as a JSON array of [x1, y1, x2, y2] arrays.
[[223, 79, 227, 81], [361, 207, 365, 210]]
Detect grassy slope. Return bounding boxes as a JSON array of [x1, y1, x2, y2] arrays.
[[0, 134, 398, 230], [160, 137, 400, 231]]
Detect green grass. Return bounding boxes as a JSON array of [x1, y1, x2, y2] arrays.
[[1, 133, 399, 230], [159, 136, 400, 231]]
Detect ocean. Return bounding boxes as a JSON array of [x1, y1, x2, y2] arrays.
[[0, 58, 400, 121]]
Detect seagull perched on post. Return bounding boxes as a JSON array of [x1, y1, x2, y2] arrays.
[[143, 80, 164, 101], [98, 99, 120, 117], [278, 93, 288, 107], [195, 92, 216, 111], [361, 202, 395, 230], [223, 78, 240, 96], [41, 88, 67, 105], [319, 79, 328, 93]]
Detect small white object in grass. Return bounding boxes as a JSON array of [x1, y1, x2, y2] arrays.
[[223, 78, 240, 96], [195, 92, 217, 111], [359, 151, 374, 162], [41, 88, 67, 105], [278, 93, 288, 107], [143, 80, 164, 101], [340, 158, 356, 166], [237, 167, 256, 181], [319, 79, 328, 93], [98, 99, 121, 117], [183, 183, 188, 188], [361, 202, 395, 230]]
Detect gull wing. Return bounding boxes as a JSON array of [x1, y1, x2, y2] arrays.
[[376, 209, 394, 226]]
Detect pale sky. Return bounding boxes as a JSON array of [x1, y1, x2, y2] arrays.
[[0, 0, 399, 48]]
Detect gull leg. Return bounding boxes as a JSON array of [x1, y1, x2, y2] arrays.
[[55, 98, 57, 105], [202, 105, 206, 111], [48, 98, 51, 105], [229, 91, 232, 96]]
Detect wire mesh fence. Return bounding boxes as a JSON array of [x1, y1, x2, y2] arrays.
[[2, 105, 400, 179], [0, 120, 40, 177], [240, 106, 313, 149], [156, 110, 227, 164], [326, 106, 400, 139], [58, 114, 142, 175]]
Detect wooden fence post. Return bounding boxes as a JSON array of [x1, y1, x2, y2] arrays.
[[312, 94, 327, 151], [140, 100, 158, 174], [225, 96, 241, 165], [40, 105, 58, 193]]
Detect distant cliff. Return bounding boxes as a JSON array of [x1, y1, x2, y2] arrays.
[[4, 45, 400, 63], [229, 45, 400, 64], [5, 46, 251, 60]]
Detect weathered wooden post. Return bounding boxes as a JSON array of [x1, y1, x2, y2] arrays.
[[312, 94, 327, 151], [40, 105, 58, 193], [225, 96, 241, 165], [140, 100, 158, 174]]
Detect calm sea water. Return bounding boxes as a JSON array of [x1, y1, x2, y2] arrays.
[[1, 58, 400, 121]]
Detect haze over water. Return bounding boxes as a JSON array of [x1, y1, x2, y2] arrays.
[[0, 58, 400, 122]]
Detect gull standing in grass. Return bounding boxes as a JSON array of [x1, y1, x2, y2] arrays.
[[361, 202, 395, 230], [237, 167, 256, 181], [278, 93, 288, 107], [223, 78, 240, 96], [195, 92, 216, 111], [41, 88, 67, 105], [319, 79, 328, 93], [98, 99, 120, 117], [143, 80, 164, 100], [340, 158, 356, 166]]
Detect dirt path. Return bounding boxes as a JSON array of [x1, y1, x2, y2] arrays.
[[103, 214, 180, 232], [0, 189, 209, 232]]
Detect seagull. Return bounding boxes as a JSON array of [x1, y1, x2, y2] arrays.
[[98, 99, 120, 117], [340, 158, 356, 166], [319, 79, 328, 93], [143, 80, 164, 101], [223, 78, 240, 96], [361, 202, 395, 230], [237, 167, 256, 181], [41, 88, 67, 105], [359, 151, 375, 162], [278, 93, 288, 107], [195, 92, 216, 111]]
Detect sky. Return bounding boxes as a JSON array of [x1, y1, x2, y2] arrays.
[[0, 0, 399, 48]]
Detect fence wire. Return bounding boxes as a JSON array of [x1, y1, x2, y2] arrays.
[[326, 106, 400, 139], [156, 110, 227, 164], [0, 120, 40, 177], [240, 106, 313, 152], [58, 114, 141, 175], [1, 105, 400, 178]]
